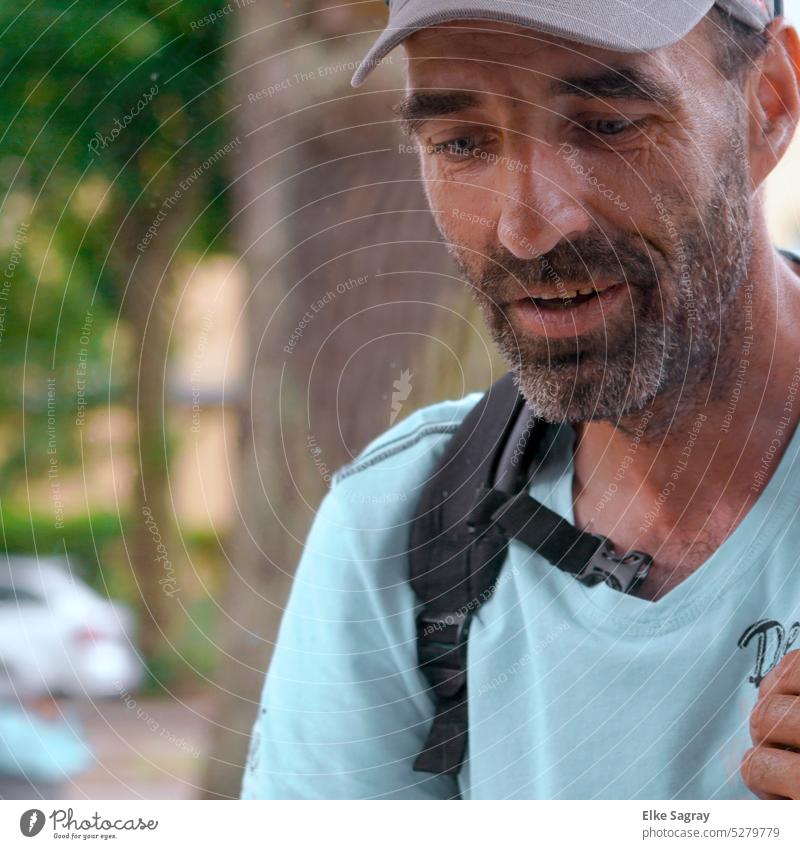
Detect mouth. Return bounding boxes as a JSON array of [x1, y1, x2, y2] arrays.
[[505, 282, 627, 338], [519, 282, 616, 307]]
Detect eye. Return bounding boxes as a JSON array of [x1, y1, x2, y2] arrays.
[[584, 118, 636, 136], [431, 135, 480, 158]]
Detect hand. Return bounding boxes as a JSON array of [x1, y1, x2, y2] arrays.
[[741, 649, 800, 799]]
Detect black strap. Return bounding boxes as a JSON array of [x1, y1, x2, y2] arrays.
[[409, 374, 523, 775], [409, 375, 651, 775], [409, 374, 526, 615], [490, 488, 651, 593], [492, 488, 599, 568]]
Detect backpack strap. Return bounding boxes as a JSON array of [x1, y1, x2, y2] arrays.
[[408, 373, 652, 776], [408, 373, 528, 776]]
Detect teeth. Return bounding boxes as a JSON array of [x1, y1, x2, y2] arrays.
[[530, 287, 598, 300]]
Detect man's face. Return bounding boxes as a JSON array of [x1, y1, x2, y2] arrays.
[[399, 20, 755, 424]]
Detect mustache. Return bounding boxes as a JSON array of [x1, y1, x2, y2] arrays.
[[473, 232, 661, 297]]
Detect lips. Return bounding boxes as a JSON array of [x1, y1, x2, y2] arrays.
[[505, 282, 627, 338], [526, 289, 600, 309], [515, 282, 618, 301]]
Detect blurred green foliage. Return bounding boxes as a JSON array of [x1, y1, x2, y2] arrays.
[[0, 0, 233, 495], [1, 509, 124, 589], [0, 2, 237, 690], [0, 3, 233, 488]]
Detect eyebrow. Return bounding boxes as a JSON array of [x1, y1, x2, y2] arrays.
[[393, 91, 481, 134], [549, 66, 679, 109], [394, 67, 678, 134]]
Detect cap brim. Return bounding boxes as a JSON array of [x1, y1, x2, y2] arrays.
[[351, 0, 716, 87]]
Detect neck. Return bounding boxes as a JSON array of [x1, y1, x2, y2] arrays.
[[572, 228, 800, 567]]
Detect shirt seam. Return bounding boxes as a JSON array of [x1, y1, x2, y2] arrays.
[[333, 423, 461, 483]]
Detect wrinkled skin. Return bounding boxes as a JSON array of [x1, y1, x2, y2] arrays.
[[400, 19, 768, 423]]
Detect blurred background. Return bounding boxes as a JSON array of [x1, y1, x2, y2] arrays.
[[0, 0, 798, 800]]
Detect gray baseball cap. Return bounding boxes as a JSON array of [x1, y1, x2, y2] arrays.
[[351, 0, 782, 87]]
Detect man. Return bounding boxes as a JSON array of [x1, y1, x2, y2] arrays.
[[242, 0, 800, 799]]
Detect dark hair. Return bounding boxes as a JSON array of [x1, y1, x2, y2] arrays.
[[707, 5, 771, 79]]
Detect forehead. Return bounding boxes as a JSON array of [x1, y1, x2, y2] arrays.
[[402, 19, 713, 93]]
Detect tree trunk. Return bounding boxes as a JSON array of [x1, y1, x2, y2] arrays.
[[198, 1, 301, 798], [200, 1, 495, 798], [117, 191, 199, 668]]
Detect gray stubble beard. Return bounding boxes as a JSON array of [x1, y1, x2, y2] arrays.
[[450, 152, 753, 427]]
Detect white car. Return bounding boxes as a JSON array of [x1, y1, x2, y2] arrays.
[[0, 556, 142, 700]]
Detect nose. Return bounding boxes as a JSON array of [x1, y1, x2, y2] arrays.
[[496, 141, 593, 259]]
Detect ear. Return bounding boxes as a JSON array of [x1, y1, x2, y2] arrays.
[[748, 20, 800, 189]]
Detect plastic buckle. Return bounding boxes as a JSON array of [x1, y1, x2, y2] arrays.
[[417, 609, 470, 649], [577, 535, 652, 595], [416, 609, 471, 698]]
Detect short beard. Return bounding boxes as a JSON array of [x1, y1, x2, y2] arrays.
[[449, 152, 752, 425]]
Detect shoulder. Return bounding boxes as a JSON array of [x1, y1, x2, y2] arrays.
[[333, 392, 482, 484], [322, 392, 483, 533]]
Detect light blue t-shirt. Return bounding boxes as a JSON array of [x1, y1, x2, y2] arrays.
[[241, 393, 800, 800]]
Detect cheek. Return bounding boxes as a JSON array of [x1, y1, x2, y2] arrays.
[[422, 162, 499, 249], [620, 134, 707, 219]]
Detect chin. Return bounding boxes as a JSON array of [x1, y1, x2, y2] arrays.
[[510, 357, 664, 425]]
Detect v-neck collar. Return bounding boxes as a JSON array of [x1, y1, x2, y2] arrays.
[[528, 416, 800, 635]]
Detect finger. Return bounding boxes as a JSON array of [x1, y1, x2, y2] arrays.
[[749, 786, 786, 800], [741, 746, 800, 800], [750, 694, 800, 748], [759, 649, 800, 699]]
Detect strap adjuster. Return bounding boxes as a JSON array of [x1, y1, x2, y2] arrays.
[[577, 535, 652, 594], [416, 609, 471, 698]]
